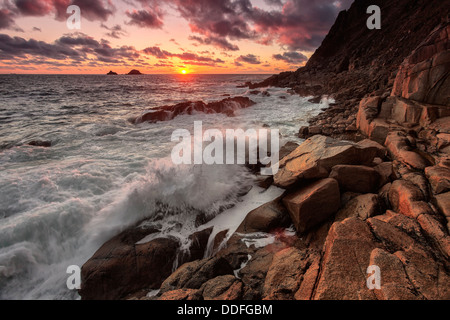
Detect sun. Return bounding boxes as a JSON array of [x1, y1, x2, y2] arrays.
[[181, 69, 187, 74]]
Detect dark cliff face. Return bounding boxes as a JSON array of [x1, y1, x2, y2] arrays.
[[256, 0, 450, 100]]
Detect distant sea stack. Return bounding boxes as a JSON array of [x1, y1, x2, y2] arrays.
[[107, 71, 118, 75], [128, 69, 143, 75]]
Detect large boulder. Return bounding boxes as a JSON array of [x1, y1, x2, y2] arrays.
[[274, 135, 377, 188], [160, 257, 234, 293], [313, 218, 377, 300], [282, 178, 340, 233], [236, 198, 291, 234], [329, 165, 381, 193], [389, 179, 434, 219], [263, 247, 307, 300], [79, 229, 179, 300], [385, 132, 429, 170]]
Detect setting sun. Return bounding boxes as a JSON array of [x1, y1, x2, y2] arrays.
[[181, 70, 187, 74]]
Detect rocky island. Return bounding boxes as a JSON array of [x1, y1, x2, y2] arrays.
[[79, 0, 450, 301], [128, 69, 143, 75]]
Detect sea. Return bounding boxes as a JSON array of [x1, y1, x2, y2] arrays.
[[0, 74, 331, 299]]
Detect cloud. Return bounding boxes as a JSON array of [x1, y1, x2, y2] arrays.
[[273, 51, 307, 64], [143, 46, 225, 66], [235, 54, 261, 65], [189, 35, 239, 51], [0, 33, 140, 66], [101, 23, 127, 39], [1, 0, 115, 26], [125, 8, 163, 28], [0, 9, 15, 29]]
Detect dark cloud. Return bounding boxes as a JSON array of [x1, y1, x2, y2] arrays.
[[235, 54, 261, 64], [2, 0, 115, 25], [143, 46, 225, 66], [101, 23, 127, 39], [0, 32, 140, 66], [125, 8, 163, 28], [273, 51, 307, 64], [0, 9, 15, 29], [189, 35, 239, 51]]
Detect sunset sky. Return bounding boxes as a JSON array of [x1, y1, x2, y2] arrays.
[[0, 0, 353, 74]]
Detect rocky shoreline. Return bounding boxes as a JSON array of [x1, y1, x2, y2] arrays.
[[78, 1, 450, 300]]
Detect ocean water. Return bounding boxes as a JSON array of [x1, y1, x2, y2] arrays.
[[0, 74, 330, 299]]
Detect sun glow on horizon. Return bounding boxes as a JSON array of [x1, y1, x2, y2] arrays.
[[181, 69, 187, 74]]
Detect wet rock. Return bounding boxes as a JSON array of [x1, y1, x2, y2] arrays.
[[80, 233, 178, 300], [236, 198, 291, 234], [283, 178, 340, 233], [186, 227, 214, 262], [329, 165, 381, 193], [434, 191, 450, 221], [133, 97, 256, 124], [159, 257, 234, 293], [274, 135, 377, 188]]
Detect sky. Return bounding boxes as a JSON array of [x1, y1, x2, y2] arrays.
[[0, 0, 353, 74]]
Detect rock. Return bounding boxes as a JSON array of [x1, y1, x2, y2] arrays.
[[402, 172, 430, 200], [212, 230, 229, 253], [385, 132, 429, 170], [308, 126, 322, 136], [294, 255, 321, 300], [434, 192, 450, 219], [236, 198, 291, 234], [133, 97, 256, 124], [329, 165, 381, 193], [107, 71, 118, 75], [128, 69, 143, 75], [27, 140, 52, 147], [200, 275, 243, 300], [283, 178, 340, 233], [392, 24, 450, 106], [274, 135, 377, 188], [80, 234, 179, 300], [417, 214, 450, 259], [314, 218, 377, 300], [356, 96, 381, 136], [374, 162, 395, 187], [263, 247, 307, 300], [368, 249, 419, 300], [239, 246, 275, 300], [298, 126, 309, 139], [425, 166, 450, 194], [356, 139, 387, 159], [335, 194, 382, 221], [159, 289, 202, 301], [160, 257, 234, 293], [186, 227, 214, 262]]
